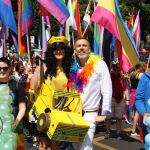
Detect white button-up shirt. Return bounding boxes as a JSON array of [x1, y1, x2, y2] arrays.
[[81, 59, 112, 114]]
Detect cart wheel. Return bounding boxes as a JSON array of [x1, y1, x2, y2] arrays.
[[37, 113, 50, 132]]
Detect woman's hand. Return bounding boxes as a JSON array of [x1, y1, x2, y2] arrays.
[[12, 118, 19, 129]]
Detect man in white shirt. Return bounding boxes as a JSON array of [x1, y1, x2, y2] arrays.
[[72, 38, 112, 150]]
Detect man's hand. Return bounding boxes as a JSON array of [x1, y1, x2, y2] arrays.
[[95, 115, 106, 122], [143, 113, 150, 125]]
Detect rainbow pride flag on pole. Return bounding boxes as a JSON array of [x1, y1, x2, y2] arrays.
[[37, 0, 70, 25], [93, 23, 104, 56], [91, 0, 139, 72], [0, 0, 17, 34], [72, 0, 82, 37], [18, 0, 33, 55], [21, 0, 33, 36]]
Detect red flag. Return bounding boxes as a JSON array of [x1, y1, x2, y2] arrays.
[[127, 8, 134, 30], [73, 0, 82, 37]]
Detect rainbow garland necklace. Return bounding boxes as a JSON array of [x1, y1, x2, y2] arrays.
[[67, 53, 100, 93]]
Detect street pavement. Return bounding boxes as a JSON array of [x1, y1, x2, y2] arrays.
[[93, 121, 144, 150], [25, 120, 144, 150]]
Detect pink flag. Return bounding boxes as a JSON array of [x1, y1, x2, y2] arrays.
[[132, 10, 141, 51], [37, 0, 70, 25]]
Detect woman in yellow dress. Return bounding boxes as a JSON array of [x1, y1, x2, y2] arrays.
[[30, 36, 73, 150]]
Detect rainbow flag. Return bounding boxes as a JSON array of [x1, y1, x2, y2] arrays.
[[21, 0, 33, 36], [91, 0, 139, 72], [132, 10, 141, 51], [0, 0, 17, 34], [93, 23, 104, 56], [37, 0, 70, 25], [72, 0, 82, 37], [18, 0, 33, 55]]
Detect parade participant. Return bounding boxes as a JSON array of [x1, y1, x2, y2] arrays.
[[104, 63, 128, 140], [129, 62, 146, 137], [0, 57, 26, 150], [134, 65, 150, 141], [30, 36, 73, 150], [67, 37, 112, 150]]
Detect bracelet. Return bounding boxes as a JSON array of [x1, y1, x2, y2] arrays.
[[126, 99, 130, 101]]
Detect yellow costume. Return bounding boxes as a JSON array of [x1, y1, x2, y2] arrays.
[[29, 67, 89, 142], [50, 67, 68, 91]]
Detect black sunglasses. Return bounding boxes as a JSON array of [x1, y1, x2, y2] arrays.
[[0, 67, 9, 72]]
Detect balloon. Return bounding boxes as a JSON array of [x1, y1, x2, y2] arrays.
[[2, 123, 12, 133], [2, 114, 14, 124], [0, 103, 11, 114], [0, 137, 4, 144], [2, 142, 14, 150], [145, 134, 150, 146], [7, 133, 17, 142], [148, 99, 150, 107], [2, 95, 13, 105], [146, 116, 150, 127], [0, 85, 17, 149], [0, 133, 16, 149], [0, 84, 9, 95], [145, 143, 150, 150]]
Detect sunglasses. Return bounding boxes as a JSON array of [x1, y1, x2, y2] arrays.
[[0, 67, 9, 72]]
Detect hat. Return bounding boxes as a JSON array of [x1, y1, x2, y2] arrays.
[[48, 36, 69, 46]]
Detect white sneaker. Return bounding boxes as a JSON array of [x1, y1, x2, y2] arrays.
[[130, 132, 140, 137], [33, 141, 39, 147]]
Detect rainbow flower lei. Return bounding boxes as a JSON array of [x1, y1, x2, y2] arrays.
[[67, 53, 100, 93]]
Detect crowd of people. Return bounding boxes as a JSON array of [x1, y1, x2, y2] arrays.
[[0, 35, 150, 150]]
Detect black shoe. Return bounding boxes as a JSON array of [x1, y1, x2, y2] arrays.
[[104, 131, 111, 139], [116, 133, 122, 140]]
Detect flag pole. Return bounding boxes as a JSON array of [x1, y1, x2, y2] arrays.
[[82, 24, 89, 37], [3, 26, 6, 57], [24, 1, 31, 65], [72, 31, 75, 47], [85, 0, 91, 14], [82, 0, 91, 37], [26, 31, 31, 64]]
